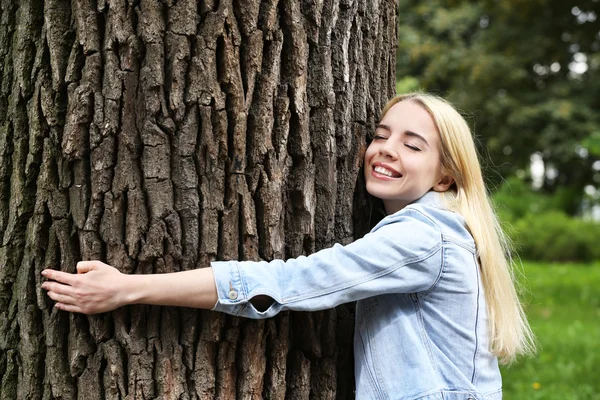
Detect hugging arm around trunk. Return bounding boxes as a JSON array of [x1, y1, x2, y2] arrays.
[[211, 207, 444, 318]]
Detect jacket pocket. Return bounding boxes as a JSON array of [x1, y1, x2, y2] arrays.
[[355, 297, 387, 400], [356, 296, 379, 323]]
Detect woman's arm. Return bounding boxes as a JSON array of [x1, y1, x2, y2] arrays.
[[211, 208, 444, 319], [41, 261, 219, 314], [42, 207, 444, 317]]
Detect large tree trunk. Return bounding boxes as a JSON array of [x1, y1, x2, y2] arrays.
[[0, 0, 397, 398]]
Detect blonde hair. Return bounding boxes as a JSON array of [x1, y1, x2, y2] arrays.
[[381, 92, 535, 364]]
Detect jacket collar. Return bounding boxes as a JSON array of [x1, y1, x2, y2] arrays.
[[411, 190, 446, 209], [372, 191, 449, 232]]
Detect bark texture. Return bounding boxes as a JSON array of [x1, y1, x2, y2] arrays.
[[0, 0, 397, 398]]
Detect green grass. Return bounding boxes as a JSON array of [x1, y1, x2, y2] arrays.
[[501, 262, 600, 399]]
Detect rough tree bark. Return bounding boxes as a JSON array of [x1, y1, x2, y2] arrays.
[[0, 0, 397, 398]]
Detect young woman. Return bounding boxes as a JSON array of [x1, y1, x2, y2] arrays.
[[41, 92, 535, 399]]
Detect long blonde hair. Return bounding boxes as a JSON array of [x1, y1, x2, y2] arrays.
[[381, 92, 535, 364]]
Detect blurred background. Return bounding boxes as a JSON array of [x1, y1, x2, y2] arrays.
[[395, 0, 600, 398]]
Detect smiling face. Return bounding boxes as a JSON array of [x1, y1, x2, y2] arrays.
[[364, 100, 454, 214]]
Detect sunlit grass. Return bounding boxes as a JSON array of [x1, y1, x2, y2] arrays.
[[501, 262, 600, 399]]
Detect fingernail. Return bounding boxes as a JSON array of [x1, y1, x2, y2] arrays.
[[41, 270, 47, 276]]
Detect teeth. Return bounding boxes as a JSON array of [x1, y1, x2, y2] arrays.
[[374, 166, 397, 177]]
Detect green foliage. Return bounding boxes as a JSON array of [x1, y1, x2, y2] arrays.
[[582, 130, 600, 157], [395, 76, 421, 95], [512, 212, 600, 262], [502, 262, 600, 399], [397, 0, 600, 210], [493, 177, 600, 262], [493, 177, 557, 221]]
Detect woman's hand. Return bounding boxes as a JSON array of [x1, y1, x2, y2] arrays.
[[41, 261, 129, 314], [41, 260, 219, 312]]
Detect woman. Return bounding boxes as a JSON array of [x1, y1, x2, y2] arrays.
[[41, 92, 535, 399]]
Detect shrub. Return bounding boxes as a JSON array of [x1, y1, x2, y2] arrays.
[[492, 177, 600, 262], [492, 177, 555, 222], [511, 211, 600, 262]]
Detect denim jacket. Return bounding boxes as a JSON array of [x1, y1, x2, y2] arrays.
[[211, 191, 502, 400]]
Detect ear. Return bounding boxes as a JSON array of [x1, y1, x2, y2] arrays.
[[432, 175, 454, 192]]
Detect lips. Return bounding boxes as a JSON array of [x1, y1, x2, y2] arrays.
[[372, 162, 402, 178]]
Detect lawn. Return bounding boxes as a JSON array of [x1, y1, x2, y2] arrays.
[[501, 262, 600, 399]]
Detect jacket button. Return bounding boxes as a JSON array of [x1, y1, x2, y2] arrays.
[[228, 290, 238, 300]]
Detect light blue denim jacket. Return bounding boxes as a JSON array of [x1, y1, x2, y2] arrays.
[[211, 191, 502, 400]]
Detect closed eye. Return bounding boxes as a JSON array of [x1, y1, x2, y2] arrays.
[[373, 135, 388, 140], [405, 144, 421, 151]]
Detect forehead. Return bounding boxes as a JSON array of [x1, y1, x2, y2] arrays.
[[380, 100, 438, 140]]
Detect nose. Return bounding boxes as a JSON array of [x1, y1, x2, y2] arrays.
[[378, 141, 398, 160]]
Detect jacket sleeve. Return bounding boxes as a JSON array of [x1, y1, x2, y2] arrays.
[[211, 208, 443, 319]]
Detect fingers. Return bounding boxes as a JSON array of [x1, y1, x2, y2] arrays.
[[41, 261, 101, 283], [76, 261, 99, 274], [46, 290, 76, 305], [54, 302, 85, 314], [41, 260, 115, 315], [41, 281, 76, 297], [41, 269, 76, 285]]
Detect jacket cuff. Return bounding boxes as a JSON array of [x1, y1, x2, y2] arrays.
[[210, 260, 249, 316], [210, 260, 285, 319]]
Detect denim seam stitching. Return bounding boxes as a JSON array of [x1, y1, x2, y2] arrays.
[[471, 253, 481, 384], [413, 390, 481, 400], [412, 293, 439, 376], [421, 245, 445, 293], [235, 302, 249, 317], [237, 262, 249, 300], [404, 207, 443, 232], [358, 319, 387, 400], [443, 235, 476, 253], [280, 242, 443, 304], [365, 311, 390, 400], [232, 262, 248, 316], [482, 388, 503, 399], [360, 297, 379, 314], [411, 389, 443, 400]]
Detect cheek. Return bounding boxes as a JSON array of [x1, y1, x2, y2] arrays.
[[424, 160, 443, 181], [363, 145, 375, 167], [406, 155, 439, 177]]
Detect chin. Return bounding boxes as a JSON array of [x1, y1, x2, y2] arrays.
[[365, 183, 402, 201]]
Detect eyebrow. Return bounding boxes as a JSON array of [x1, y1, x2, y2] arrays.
[[376, 124, 430, 147]]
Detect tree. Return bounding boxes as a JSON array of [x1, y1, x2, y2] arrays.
[[396, 0, 600, 213], [0, 0, 397, 398]]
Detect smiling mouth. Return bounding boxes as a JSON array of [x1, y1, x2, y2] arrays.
[[373, 165, 402, 178]]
